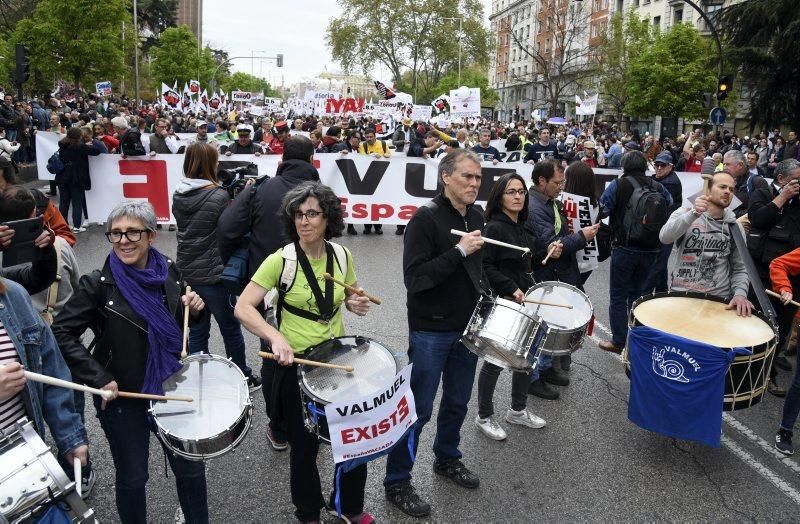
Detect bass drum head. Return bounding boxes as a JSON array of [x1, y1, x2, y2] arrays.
[[151, 354, 250, 446], [525, 282, 593, 330], [298, 336, 399, 405]]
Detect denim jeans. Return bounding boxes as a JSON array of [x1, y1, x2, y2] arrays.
[[644, 243, 673, 294], [57, 183, 84, 229], [384, 330, 478, 487], [609, 246, 659, 347], [188, 283, 251, 377], [529, 353, 552, 382], [781, 348, 800, 431], [94, 397, 208, 524]]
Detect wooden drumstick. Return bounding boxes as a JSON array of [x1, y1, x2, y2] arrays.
[[450, 229, 531, 254], [766, 289, 800, 308], [259, 351, 354, 373], [117, 391, 194, 402], [5, 366, 114, 400], [181, 285, 191, 359], [523, 298, 573, 309], [542, 244, 557, 265], [74, 460, 82, 498], [322, 272, 382, 305]]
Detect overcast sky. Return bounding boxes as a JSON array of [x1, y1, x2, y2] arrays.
[[203, 1, 494, 89]]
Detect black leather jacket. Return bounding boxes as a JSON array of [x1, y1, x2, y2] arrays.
[[52, 255, 188, 392]]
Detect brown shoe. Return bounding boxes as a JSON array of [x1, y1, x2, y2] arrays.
[[598, 340, 622, 355], [769, 379, 787, 398]]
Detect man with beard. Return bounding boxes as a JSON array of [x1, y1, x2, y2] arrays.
[[659, 171, 752, 316]]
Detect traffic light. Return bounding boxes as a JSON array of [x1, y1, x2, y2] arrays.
[[14, 44, 29, 85], [276, 53, 283, 68], [716, 75, 730, 102]]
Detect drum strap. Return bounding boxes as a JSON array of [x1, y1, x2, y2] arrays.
[[729, 222, 777, 325], [281, 241, 336, 325]]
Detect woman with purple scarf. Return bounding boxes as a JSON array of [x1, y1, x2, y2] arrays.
[[52, 201, 208, 524]]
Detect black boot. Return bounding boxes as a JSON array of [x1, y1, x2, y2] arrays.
[[347, 224, 358, 235], [528, 379, 559, 400], [541, 367, 570, 387]]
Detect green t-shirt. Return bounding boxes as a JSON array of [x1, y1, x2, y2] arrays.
[[251, 245, 356, 354]]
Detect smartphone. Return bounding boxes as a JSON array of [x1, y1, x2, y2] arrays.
[[1, 216, 44, 267]]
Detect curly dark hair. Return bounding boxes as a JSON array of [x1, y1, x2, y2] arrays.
[[280, 182, 345, 242]]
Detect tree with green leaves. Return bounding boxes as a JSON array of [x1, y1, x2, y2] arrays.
[[717, 0, 800, 131], [433, 66, 498, 108], [136, 0, 178, 53], [595, 9, 652, 122], [624, 23, 716, 121], [11, 0, 132, 90], [326, 0, 490, 102], [219, 72, 278, 97], [150, 26, 220, 91]]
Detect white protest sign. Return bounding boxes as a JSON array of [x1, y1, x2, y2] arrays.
[[326, 365, 416, 464], [410, 105, 432, 122], [95, 81, 112, 97], [449, 87, 482, 118], [232, 90, 252, 102], [560, 191, 600, 273]]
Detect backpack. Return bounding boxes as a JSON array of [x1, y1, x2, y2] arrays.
[[621, 177, 669, 248], [269, 241, 348, 326], [361, 139, 387, 155], [46, 150, 65, 174], [120, 129, 146, 156]]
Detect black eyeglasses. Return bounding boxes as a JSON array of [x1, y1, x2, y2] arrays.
[[503, 189, 528, 196], [106, 229, 149, 243], [294, 210, 324, 221]]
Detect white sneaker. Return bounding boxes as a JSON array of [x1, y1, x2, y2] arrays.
[[174, 506, 185, 523], [474, 415, 507, 441], [505, 408, 546, 429], [71, 226, 87, 233]]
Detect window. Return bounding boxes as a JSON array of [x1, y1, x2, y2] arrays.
[[653, 16, 661, 27], [674, 9, 683, 24]]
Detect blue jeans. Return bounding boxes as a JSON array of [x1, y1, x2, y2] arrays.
[[57, 183, 85, 229], [188, 283, 251, 377], [530, 354, 552, 382], [94, 397, 208, 524], [644, 243, 673, 294], [609, 246, 659, 347], [384, 330, 478, 487], [781, 349, 800, 431]]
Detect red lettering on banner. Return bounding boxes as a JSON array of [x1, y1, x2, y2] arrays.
[[312, 159, 321, 170], [326, 98, 345, 113], [342, 428, 356, 444], [370, 204, 393, 220], [119, 160, 170, 221], [398, 206, 417, 219], [397, 395, 409, 422], [338, 394, 412, 444], [339, 199, 419, 222], [562, 198, 577, 219], [352, 203, 368, 219]]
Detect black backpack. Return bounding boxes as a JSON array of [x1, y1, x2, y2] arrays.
[[621, 177, 669, 248], [120, 130, 146, 156]]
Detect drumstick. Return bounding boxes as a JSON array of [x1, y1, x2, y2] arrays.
[[322, 272, 382, 305], [258, 351, 354, 373], [766, 289, 800, 308], [523, 298, 573, 309], [542, 244, 557, 265], [181, 285, 191, 359], [74, 460, 82, 498], [450, 229, 531, 254], [6, 366, 114, 400], [117, 391, 194, 402]]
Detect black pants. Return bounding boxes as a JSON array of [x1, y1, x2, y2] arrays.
[[58, 183, 84, 228], [273, 363, 367, 521], [477, 361, 528, 418]]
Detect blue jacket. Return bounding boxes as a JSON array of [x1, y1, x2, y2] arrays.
[[0, 278, 87, 457], [526, 188, 586, 285]]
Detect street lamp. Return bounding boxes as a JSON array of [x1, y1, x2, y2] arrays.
[[133, 0, 139, 106], [443, 17, 463, 86]]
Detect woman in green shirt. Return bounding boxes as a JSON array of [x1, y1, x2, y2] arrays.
[[235, 182, 373, 523]]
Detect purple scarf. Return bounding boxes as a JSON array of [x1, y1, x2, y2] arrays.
[[109, 247, 182, 395]]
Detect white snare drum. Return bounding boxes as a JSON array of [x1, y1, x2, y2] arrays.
[[525, 282, 593, 355], [150, 353, 252, 460], [0, 418, 95, 523], [462, 296, 548, 371]]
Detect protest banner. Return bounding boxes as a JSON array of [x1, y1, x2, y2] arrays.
[[326, 365, 417, 464], [95, 81, 112, 97], [35, 132, 707, 226], [449, 87, 482, 118], [410, 105, 433, 122], [560, 191, 600, 273], [232, 90, 252, 102], [325, 97, 365, 116]]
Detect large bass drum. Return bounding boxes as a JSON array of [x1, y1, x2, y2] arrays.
[[625, 291, 777, 411], [150, 353, 253, 460]]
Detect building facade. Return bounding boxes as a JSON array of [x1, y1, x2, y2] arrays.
[[177, 0, 203, 43]]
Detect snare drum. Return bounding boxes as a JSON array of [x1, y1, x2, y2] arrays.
[[0, 418, 95, 523], [524, 282, 593, 356], [150, 353, 253, 460], [461, 296, 547, 371], [626, 291, 777, 411], [298, 336, 400, 443]]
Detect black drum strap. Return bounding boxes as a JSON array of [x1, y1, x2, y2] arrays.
[[729, 222, 777, 327], [286, 241, 336, 324]]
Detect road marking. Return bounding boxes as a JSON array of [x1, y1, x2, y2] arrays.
[[593, 319, 613, 337], [721, 435, 800, 506], [723, 413, 800, 475]]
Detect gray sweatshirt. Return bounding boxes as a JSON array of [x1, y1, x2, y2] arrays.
[[659, 205, 748, 299]]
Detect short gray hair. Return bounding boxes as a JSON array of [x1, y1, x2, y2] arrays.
[[776, 158, 800, 179], [438, 149, 482, 181], [106, 201, 157, 232], [723, 149, 745, 166]]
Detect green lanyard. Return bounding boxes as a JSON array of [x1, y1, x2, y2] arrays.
[[552, 200, 562, 236]]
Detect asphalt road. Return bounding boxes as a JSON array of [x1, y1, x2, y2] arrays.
[[38, 192, 800, 523]]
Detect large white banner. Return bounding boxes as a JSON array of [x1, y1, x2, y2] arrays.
[[560, 191, 600, 273], [449, 87, 481, 118], [326, 364, 416, 464], [35, 133, 707, 226]]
